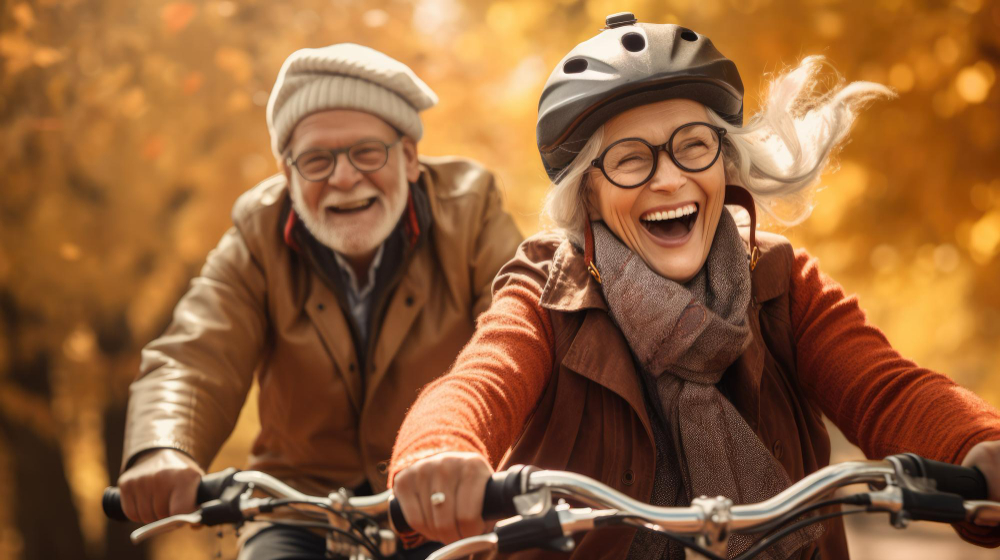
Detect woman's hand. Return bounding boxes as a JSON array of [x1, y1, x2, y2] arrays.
[[391, 451, 494, 544], [961, 440, 1000, 502]]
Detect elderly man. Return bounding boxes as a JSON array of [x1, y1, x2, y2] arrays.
[[116, 44, 522, 558]]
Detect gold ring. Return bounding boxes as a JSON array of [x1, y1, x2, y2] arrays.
[[429, 492, 446, 506]]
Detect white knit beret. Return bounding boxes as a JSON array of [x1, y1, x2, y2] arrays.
[[266, 43, 438, 159]]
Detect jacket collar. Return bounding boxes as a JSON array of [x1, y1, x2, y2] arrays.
[[539, 240, 607, 313], [539, 225, 794, 444], [538, 226, 790, 315]]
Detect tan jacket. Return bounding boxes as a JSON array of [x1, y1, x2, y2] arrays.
[[493, 230, 846, 559], [122, 156, 523, 494]]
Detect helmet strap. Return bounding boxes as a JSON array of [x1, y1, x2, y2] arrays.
[[583, 219, 602, 284], [724, 184, 759, 271]]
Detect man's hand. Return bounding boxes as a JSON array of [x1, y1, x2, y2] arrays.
[[391, 452, 494, 544], [961, 440, 1000, 502], [117, 449, 205, 524]]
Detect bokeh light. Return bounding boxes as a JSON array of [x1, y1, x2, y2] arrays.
[[1, 1, 999, 559]]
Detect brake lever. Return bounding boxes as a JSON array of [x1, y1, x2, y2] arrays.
[[424, 533, 500, 560], [965, 501, 1000, 527], [130, 512, 204, 544], [129, 483, 256, 544]]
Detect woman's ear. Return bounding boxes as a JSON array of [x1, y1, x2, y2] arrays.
[[401, 137, 420, 183], [582, 174, 602, 220]]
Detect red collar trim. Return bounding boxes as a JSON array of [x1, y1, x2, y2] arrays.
[[283, 210, 301, 253], [404, 191, 420, 249]]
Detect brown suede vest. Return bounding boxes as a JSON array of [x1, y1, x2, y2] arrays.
[[496, 229, 848, 560]]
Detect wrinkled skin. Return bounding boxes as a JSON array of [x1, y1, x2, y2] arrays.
[[586, 98, 726, 283], [282, 109, 420, 280], [391, 452, 493, 543], [117, 448, 204, 524]]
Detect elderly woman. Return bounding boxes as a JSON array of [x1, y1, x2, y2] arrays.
[[389, 14, 1000, 559]]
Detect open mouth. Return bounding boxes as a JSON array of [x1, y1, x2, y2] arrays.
[[640, 203, 699, 241], [325, 197, 377, 215]]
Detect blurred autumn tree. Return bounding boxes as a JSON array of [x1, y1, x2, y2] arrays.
[[0, 1, 998, 559]]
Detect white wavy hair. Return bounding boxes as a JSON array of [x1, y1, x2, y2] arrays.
[[542, 56, 895, 246]]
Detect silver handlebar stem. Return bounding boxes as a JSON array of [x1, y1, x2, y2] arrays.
[[231, 471, 391, 515], [728, 461, 894, 530], [525, 461, 895, 535], [343, 490, 393, 515], [426, 533, 500, 559], [526, 470, 705, 532], [232, 472, 328, 506]]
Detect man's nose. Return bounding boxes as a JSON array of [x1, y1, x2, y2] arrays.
[[326, 153, 363, 190], [646, 150, 686, 194]]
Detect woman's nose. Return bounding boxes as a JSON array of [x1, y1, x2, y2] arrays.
[[646, 150, 686, 194]]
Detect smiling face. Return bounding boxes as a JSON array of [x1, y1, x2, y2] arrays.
[[587, 99, 727, 283], [282, 110, 419, 259]]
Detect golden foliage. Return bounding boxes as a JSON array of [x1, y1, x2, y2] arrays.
[[1, 1, 999, 558]]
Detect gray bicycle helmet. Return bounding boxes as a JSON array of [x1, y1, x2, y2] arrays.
[[537, 13, 744, 181]]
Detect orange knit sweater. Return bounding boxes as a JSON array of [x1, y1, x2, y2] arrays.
[[389, 248, 1000, 541]]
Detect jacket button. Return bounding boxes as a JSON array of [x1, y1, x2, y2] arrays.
[[376, 461, 388, 475], [772, 439, 783, 460], [348, 363, 356, 373], [621, 469, 635, 486], [405, 295, 415, 306], [317, 303, 325, 311]]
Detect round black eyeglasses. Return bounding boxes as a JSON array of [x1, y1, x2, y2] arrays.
[[591, 122, 727, 189], [287, 137, 401, 182]]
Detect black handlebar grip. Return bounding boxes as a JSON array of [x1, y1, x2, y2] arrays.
[[195, 468, 240, 503], [482, 465, 537, 519], [901, 488, 969, 523], [102, 467, 241, 522], [893, 453, 988, 500], [388, 495, 413, 534], [388, 465, 538, 534], [102, 486, 129, 522]]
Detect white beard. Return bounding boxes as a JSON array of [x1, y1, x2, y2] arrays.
[[288, 161, 409, 257]]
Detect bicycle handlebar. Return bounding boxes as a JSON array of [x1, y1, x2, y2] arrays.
[[102, 454, 997, 560], [102, 467, 240, 522], [890, 453, 988, 499], [104, 455, 988, 528], [421, 456, 994, 560]]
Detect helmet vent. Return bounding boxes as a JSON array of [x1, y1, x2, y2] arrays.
[[680, 29, 698, 41], [621, 32, 646, 52], [563, 58, 588, 74]]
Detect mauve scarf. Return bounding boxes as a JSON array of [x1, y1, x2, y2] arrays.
[[593, 211, 819, 559]]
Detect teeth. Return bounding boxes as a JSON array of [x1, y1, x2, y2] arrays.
[[642, 204, 697, 222], [332, 198, 372, 210]]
